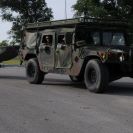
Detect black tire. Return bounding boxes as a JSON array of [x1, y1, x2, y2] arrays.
[[26, 58, 44, 84], [84, 59, 109, 93], [69, 75, 83, 82]]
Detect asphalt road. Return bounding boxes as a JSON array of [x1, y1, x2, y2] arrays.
[[0, 67, 133, 133]]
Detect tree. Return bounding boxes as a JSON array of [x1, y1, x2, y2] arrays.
[[0, 0, 53, 43], [72, 0, 107, 18], [101, 0, 133, 19], [73, 0, 133, 20], [0, 40, 9, 47]]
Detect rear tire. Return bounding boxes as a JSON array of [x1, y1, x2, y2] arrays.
[[26, 58, 44, 84], [84, 59, 109, 93]]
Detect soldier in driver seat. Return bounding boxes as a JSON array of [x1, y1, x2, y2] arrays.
[[44, 36, 52, 46]]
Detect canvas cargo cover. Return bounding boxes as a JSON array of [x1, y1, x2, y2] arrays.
[[25, 32, 37, 48]]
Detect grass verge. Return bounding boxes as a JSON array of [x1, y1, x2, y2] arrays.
[[2, 56, 20, 65]]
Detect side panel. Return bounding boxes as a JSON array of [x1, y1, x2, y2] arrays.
[[55, 44, 72, 68]]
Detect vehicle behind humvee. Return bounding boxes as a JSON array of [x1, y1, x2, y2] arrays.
[[19, 17, 133, 93]]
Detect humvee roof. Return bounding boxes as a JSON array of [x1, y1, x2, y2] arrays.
[[25, 17, 129, 30]]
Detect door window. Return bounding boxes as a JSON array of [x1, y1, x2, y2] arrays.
[[42, 35, 53, 46]]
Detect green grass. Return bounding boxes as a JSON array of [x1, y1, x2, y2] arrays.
[[2, 56, 20, 65]]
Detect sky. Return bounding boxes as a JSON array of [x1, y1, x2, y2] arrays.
[[0, 0, 77, 42]]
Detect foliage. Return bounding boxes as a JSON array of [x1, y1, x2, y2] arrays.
[[73, 0, 133, 20], [0, 0, 53, 43], [0, 40, 9, 46], [73, 0, 107, 18]]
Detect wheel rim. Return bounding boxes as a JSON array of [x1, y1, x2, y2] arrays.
[[27, 63, 35, 78], [88, 68, 97, 84]]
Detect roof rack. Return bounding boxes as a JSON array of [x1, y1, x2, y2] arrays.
[[26, 17, 128, 29]]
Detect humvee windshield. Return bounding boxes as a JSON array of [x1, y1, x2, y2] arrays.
[[103, 32, 125, 46], [76, 28, 126, 46]]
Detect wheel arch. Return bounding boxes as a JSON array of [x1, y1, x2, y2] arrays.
[[24, 54, 37, 61]]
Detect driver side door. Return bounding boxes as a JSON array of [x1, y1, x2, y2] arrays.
[[38, 32, 55, 69]]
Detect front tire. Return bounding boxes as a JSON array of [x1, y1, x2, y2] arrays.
[[26, 58, 44, 84], [84, 59, 109, 93]]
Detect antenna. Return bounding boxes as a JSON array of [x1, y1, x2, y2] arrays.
[[65, 0, 67, 19]]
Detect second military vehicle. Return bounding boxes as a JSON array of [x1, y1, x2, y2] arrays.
[[0, 45, 19, 63], [19, 17, 133, 93]]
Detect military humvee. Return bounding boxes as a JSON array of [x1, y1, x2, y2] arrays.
[[19, 17, 133, 93]]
